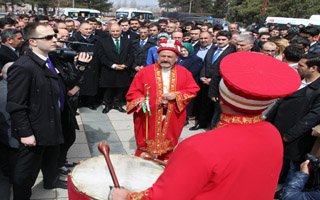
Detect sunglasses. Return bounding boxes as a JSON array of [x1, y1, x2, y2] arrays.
[[30, 34, 57, 40]]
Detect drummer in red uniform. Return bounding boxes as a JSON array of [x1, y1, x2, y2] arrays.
[[111, 52, 301, 200]]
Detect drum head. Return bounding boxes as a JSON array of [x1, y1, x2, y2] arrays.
[[70, 154, 164, 200]]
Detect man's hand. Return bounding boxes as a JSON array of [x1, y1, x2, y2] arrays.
[[135, 66, 143, 72], [300, 160, 310, 174], [67, 86, 80, 96], [21, 135, 36, 146], [211, 97, 219, 102], [75, 52, 92, 63], [111, 187, 130, 200], [115, 64, 126, 70], [162, 92, 176, 101], [201, 77, 211, 85]]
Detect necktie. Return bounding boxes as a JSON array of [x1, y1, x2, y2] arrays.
[[14, 49, 19, 57], [115, 38, 120, 54], [46, 58, 58, 76], [212, 48, 222, 64], [46, 58, 65, 110], [140, 40, 145, 48]]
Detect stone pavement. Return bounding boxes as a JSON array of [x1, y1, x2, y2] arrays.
[[28, 106, 205, 200]]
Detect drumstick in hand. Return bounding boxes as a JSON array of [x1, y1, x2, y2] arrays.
[[98, 141, 120, 188], [140, 152, 167, 167]]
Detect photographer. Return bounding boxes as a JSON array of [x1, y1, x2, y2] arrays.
[[53, 28, 91, 175], [282, 159, 320, 200]]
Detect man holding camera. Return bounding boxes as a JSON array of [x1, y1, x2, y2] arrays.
[[282, 159, 320, 200], [6, 22, 91, 200]]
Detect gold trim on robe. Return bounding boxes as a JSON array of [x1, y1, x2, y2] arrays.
[[128, 189, 150, 200], [175, 91, 196, 112], [126, 98, 144, 114], [217, 113, 264, 128]]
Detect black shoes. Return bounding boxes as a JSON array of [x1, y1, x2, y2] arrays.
[[184, 120, 189, 126], [114, 106, 126, 113], [189, 124, 206, 131], [102, 105, 126, 113], [44, 179, 67, 190], [88, 104, 97, 110], [59, 166, 71, 175], [102, 106, 111, 114]]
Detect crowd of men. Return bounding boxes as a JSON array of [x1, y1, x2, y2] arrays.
[[1, 12, 320, 200]]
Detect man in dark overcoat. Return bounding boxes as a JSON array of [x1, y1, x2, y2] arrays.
[[95, 23, 133, 113]]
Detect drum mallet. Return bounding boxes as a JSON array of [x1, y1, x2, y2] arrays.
[[140, 152, 167, 167], [98, 141, 120, 188]]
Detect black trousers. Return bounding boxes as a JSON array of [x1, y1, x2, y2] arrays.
[[0, 144, 18, 200], [58, 108, 76, 167], [197, 84, 215, 127], [103, 87, 126, 107], [13, 145, 60, 200]]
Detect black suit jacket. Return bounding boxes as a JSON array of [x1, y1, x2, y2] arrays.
[[0, 45, 19, 66], [308, 41, 320, 55], [266, 78, 320, 161], [69, 32, 100, 96], [96, 35, 133, 87], [131, 38, 156, 67], [6, 50, 64, 145], [205, 45, 236, 98]]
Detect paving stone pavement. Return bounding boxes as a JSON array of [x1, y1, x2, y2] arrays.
[[26, 105, 204, 200]]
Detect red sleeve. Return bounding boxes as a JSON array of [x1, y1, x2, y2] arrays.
[[126, 71, 146, 114], [175, 69, 200, 112]]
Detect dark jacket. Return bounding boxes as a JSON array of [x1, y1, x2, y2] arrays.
[[96, 35, 133, 88], [0, 44, 19, 66], [206, 45, 236, 98], [308, 42, 320, 55], [69, 32, 100, 96], [50, 51, 83, 130], [282, 171, 320, 200], [266, 78, 320, 161], [131, 37, 156, 67], [0, 79, 19, 148], [6, 50, 64, 145], [177, 54, 203, 84]]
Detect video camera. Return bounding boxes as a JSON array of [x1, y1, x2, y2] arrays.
[[304, 154, 320, 190], [55, 40, 94, 59], [305, 153, 320, 172]]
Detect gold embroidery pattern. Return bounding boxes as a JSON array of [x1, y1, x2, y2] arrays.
[[175, 92, 196, 112], [129, 189, 150, 200], [127, 98, 144, 113], [217, 113, 264, 128]]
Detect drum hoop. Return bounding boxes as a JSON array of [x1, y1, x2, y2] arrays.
[[70, 154, 164, 200]]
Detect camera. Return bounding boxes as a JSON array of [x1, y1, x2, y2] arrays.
[[55, 40, 94, 59], [305, 153, 320, 172], [55, 48, 93, 59]]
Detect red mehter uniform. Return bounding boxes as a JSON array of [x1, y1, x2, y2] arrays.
[[129, 113, 283, 200], [123, 52, 301, 200], [126, 62, 199, 158]]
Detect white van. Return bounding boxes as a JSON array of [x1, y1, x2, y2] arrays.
[[56, 8, 101, 19], [116, 8, 154, 20], [309, 15, 320, 26], [265, 16, 310, 26]]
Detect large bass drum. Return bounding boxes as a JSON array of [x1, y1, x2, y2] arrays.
[[68, 154, 164, 200]]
